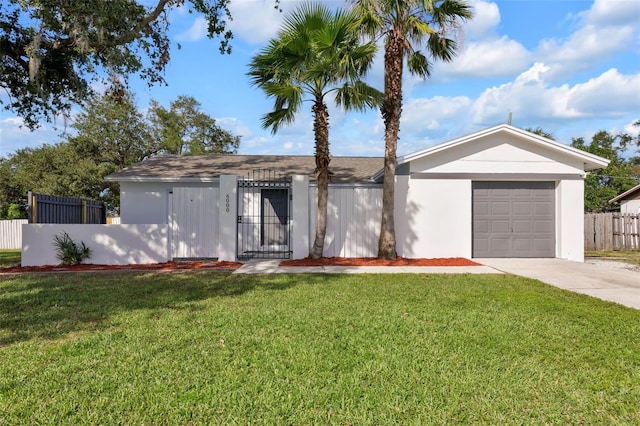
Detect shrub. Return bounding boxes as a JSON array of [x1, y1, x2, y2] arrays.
[[52, 232, 92, 265]]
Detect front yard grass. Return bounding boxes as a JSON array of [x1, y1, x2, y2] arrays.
[[1, 271, 638, 424], [0, 249, 20, 267]]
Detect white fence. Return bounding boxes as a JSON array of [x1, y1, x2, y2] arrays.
[[0, 219, 28, 249], [309, 185, 382, 258]]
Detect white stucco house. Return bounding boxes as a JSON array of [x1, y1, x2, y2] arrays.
[[21, 124, 610, 266], [609, 184, 640, 214]]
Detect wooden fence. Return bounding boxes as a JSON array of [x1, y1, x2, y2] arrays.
[[28, 192, 106, 224], [584, 213, 639, 251], [0, 219, 28, 249]]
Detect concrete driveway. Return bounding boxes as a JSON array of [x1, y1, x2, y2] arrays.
[[477, 258, 640, 310]]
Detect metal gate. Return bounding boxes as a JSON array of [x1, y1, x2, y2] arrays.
[[237, 169, 292, 259]]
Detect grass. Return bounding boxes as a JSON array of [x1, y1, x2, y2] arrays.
[[586, 250, 640, 266], [1, 271, 639, 424], [0, 249, 20, 267]]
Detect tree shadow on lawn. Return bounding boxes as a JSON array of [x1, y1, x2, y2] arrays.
[[0, 271, 318, 346]]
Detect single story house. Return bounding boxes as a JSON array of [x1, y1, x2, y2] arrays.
[[102, 124, 608, 263], [609, 184, 640, 214]]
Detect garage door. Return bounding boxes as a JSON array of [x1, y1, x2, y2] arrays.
[[473, 181, 555, 257]]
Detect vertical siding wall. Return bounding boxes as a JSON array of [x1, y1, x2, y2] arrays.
[[170, 187, 219, 258], [0, 219, 28, 249], [309, 185, 382, 257]]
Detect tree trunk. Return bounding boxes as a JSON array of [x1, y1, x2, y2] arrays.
[[310, 99, 330, 259], [378, 30, 404, 260]]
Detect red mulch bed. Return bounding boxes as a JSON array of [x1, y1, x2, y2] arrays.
[[280, 257, 482, 267], [0, 261, 243, 274]]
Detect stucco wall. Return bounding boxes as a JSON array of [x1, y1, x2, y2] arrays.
[[395, 177, 472, 258], [555, 180, 585, 261], [408, 134, 585, 175], [22, 224, 170, 266]]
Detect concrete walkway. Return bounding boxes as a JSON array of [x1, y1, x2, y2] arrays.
[[477, 258, 640, 310], [233, 259, 500, 275]]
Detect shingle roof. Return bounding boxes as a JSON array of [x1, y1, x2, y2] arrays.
[[105, 154, 384, 184], [609, 183, 640, 204]]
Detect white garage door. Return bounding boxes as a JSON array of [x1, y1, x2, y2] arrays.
[[473, 181, 555, 257]]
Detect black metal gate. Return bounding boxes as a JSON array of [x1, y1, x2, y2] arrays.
[[237, 169, 292, 259]]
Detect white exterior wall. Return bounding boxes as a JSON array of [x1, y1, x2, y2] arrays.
[[556, 179, 585, 261], [395, 177, 472, 258], [120, 181, 217, 224], [399, 134, 588, 262], [409, 134, 585, 174], [309, 185, 382, 258], [22, 224, 169, 266]]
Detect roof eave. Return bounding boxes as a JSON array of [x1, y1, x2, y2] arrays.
[[394, 124, 610, 172], [104, 176, 220, 183], [609, 184, 640, 204]]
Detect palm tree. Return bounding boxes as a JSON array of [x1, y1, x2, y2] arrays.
[[248, 3, 382, 259], [353, 0, 473, 259]]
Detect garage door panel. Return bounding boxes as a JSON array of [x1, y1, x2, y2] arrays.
[[512, 220, 532, 233], [512, 238, 532, 255], [533, 219, 553, 233], [491, 220, 510, 233], [534, 201, 553, 215], [475, 220, 489, 233], [473, 181, 555, 258], [490, 238, 510, 254], [512, 201, 532, 215], [491, 201, 510, 215]]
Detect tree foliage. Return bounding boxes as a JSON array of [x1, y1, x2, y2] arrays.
[[0, 143, 103, 218], [353, 0, 473, 259], [571, 130, 638, 212], [149, 96, 239, 155], [248, 2, 381, 258], [1, 0, 234, 128]]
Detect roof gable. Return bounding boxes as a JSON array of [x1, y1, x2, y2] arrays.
[[373, 124, 610, 180]]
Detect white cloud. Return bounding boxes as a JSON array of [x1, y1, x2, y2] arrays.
[[567, 69, 640, 116], [429, 1, 529, 80], [216, 117, 253, 138], [471, 65, 640, 126], [176, 16, 208, 42], [535, 0, 639, 81], [402, 96, 472, 133], [465, 0, 501, 40], [438, 36, 530, 79], [227, 0, 301, 45], [0, 117, 60, 157], [581, 0, 640, 26]]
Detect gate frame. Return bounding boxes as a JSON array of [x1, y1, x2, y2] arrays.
[[237, 169, 292, 260]]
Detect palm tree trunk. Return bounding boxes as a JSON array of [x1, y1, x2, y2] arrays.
[[378, 30, 404, 260], [310, 100, 330, 259]]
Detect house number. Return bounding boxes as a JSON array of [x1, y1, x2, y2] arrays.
[[225, 194, 230, 212]]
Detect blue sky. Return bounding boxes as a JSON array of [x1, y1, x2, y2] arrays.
[[1, 0, 639, 158]]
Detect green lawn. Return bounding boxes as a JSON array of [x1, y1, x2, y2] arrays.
[[1, 271, 638, 424], [0, 249, 20, 267], [586, 250, 640, 266]]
